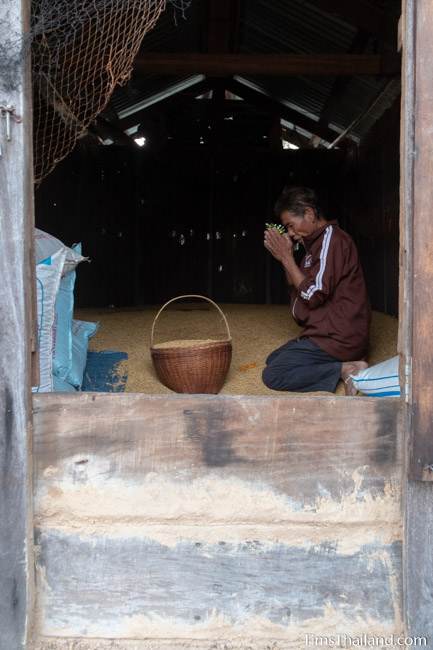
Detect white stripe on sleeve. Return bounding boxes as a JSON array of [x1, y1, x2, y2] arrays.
[[300, 226, 333, 301]]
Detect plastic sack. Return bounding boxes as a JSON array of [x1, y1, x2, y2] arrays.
[[32, 249, 66, 393], [350, 356, 400, 397], [52, 244, 81, 380], [53, 376, 78, 393], [35, 228, 87, 275], [66, 319, 99, 389]]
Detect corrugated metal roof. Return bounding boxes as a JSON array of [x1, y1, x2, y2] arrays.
[[240, 0, 357, 55], [140, 2, 203, 52], [108, 0, 401, 143], [237, 0, 400, 139]]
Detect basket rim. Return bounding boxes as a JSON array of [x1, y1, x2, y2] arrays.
[[151, 338, 232, 353], [151, 295, 231, 347]]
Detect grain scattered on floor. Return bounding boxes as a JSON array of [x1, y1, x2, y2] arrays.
[[75, 305, 398, 396]]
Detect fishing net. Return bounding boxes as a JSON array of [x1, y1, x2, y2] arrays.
[[31, 0, 170, 184]]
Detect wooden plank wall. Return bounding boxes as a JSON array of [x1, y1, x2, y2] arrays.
[[35, 146, 346, 308], [33, 393, 402, 650], [343, 99, 400, 317], [0, 1, 35, 648], [35, 131, 401, 317]]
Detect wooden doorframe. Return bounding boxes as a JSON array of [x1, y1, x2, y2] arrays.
[[0, 1, 35, 648], [401, 0, 433, 643], [2, 0, 432, 644], [402, 0, 433, 482]]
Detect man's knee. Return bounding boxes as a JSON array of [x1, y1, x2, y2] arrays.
[[262, 365, 290, 391]]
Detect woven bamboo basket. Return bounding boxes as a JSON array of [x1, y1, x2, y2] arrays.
[[150, 294, 232, 394]]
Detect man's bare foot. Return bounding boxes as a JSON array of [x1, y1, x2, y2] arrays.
[[341, 360, 368, 396]]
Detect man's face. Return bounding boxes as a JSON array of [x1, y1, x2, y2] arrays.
[[280, 207, 319, 240]]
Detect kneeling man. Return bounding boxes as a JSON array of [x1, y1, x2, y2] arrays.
[[263, 186, 370, 394]]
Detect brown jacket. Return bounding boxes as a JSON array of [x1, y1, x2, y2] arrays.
[[290, 220, 371, 361]]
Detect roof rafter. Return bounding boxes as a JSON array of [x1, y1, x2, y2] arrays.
[[117, 78, 214, 130], [225, 78, 337, 143], [133, 53, 400, 77]]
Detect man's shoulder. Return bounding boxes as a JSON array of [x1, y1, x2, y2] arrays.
[[327, 223, 355, 249]]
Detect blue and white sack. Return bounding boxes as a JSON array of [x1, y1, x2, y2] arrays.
[[66, 320, 99, 390], [35, 228, 87, 276], [53, 376, 78, 393], [53, 244, 82, 380], [350, 356, 400, 397], [32, 249, 66, 393]]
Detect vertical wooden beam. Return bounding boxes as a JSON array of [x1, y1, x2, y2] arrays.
[[408, 0, 433, 481], [403, 0, 433, 645], [0, 1, 35, 649], [399, 1, 413, 413], [207, 79, 226, 151]]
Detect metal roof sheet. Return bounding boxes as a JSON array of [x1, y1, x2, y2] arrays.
[[108, 0, 401, 142]]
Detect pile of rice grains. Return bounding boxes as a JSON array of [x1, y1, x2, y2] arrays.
[[75, 304, 398, 396]]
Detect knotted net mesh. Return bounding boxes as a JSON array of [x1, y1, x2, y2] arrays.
[[31, 0, 168, 184]]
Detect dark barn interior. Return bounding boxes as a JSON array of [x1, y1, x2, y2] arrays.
[[34, 0, 402, 393]]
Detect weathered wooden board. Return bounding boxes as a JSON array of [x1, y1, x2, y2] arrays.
[[33, 393, 402, 647], [402, 1, 433, 647], [33, 393, 400, 495], [0, 1, 35, 649], [35, 531, 401, 642], [409, 0, 433, 481], [405, 482, 433, 644]]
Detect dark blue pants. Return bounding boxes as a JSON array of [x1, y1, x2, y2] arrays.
[[262, 338, 342, 393]]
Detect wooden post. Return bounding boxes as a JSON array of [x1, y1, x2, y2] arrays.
[[402, 0, 433, 645], [407, 0, 433, 481], [0, 1, 35, 649]]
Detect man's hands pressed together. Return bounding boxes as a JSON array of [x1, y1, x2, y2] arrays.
[[264, 228, 305, 289], [264, 228, 293, 263]]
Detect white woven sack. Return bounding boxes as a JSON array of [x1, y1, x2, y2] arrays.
[[350, 356, 400, 397], [35, 228, 87, 275], [32, 249, 66, 393]]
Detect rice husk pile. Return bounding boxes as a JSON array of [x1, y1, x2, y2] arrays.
[[74, 304, 398, 396]]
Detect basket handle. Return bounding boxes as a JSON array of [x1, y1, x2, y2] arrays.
[[151, 294, 231, 347]]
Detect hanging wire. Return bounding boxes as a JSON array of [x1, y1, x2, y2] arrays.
[[168, 0, 192, 26]]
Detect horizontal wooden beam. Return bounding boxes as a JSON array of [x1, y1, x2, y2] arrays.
[[135, 53, 400, 76], [33, 393, 401, 508]]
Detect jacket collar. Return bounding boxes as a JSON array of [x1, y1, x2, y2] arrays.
[[302, 219, 338, 249]]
